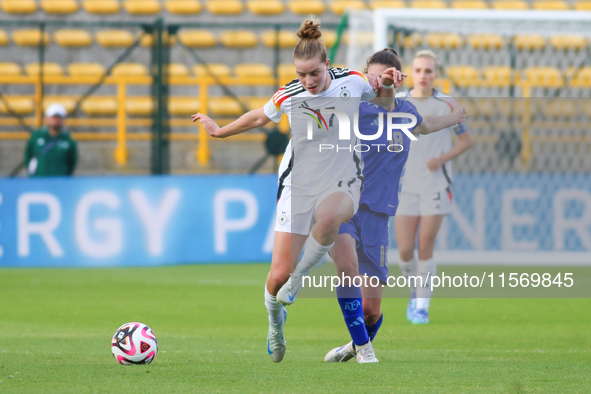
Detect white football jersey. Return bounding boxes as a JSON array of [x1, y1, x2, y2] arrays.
[[264, 68, 376, 196], [396, 89, 468, 194]]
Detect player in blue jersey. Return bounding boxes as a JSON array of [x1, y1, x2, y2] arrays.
[[321, 49, 469, 362]]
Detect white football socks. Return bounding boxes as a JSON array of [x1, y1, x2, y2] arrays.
[[398, 257, 418, 297], [292, 235, 333, 277], [416, 258, 437, 311], [264, 285, 284, 325]]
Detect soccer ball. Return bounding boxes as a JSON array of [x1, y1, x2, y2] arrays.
[[111, 322, 158, 365]]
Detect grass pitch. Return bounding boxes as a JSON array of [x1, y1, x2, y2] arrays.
[[0, 264, 590, 393]]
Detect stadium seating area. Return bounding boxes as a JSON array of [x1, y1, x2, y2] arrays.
[[1, 0, 590, 174], [1, 0, 590, 17]]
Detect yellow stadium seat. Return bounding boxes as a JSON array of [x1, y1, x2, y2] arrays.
[[165, 0, 202, 14], [278, 63, 297, 84], [322, 31, 337, 48], [67, 63, 106, 76], [124, 0, 161, 14], [549, 35, 586, 51], [96, 30, 134, 47], [81, 97, 118, 116], [244, 97, 269, 111], [53, 30, 92, 47], [126, 97, 154, 116], [329, 1, 366, 15], [169, 97, 200, 116], [569, 67, 591, 87], [193, 64, 231, 77], [1, 0, 37, 14], [220, 31, 258, 48], [260, 31, 298, 49], [247, 0, 285, 15], [288, 0, 325, 14], [0, 30, 7, 46], [492, 0, 528, 9], [167, 63, 189, 77], [397, 32, 422, 49], [468, 34, 504, 50], [532, 0, 569, 10], [177, 30, 216, 48], [0, 63, 22, 75], [82, 0, 121, 14], [209, 97, 243, 116], [411, 0, 448, 8], [541, 99, 578, 118], [12, 30, 50, 47], [0, 97, 35, 115], [426, 33, 464, 49], [447, 65, 479, 87], [234, 64, 273, 78], [43, 97, 77, 114], [205, 0, 243, 14], [141, 32, 177, 47], [481, 66, 513, 87], [369, 1, 406, 10], [451, 0, 488, 8], [40, 0, 79, 14], [25, 63, 64, 76], [111, 63, 149, 77], [574, 0, 591, 10], [514, 34, 545, 51], [521, 66, 564, 88]]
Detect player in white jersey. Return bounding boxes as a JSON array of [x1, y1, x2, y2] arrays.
[[192, 16, 401, 363], [395, 50, 473, 324]]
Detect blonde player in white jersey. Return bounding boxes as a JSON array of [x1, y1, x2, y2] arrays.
[[193, 16, 403, 362], [395, 50, 473, 324]]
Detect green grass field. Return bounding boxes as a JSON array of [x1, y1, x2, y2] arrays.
[[1, 264, 590, 393]]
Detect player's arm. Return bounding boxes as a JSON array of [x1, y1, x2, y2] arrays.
[[427, 130, 473, 171], [371, 67, 406, 111], [191, 107, 272, 139], [413, 101, 468, 135]]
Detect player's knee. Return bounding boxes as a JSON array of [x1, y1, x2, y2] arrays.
[[399, 247, 415, 262], [335, 257, 358, 277], [269, 267, 290, 288], [418, 243, 435, 260], [314, 211, 341, 235]]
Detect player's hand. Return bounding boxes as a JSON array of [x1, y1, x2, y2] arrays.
[[366, 73, 381, 91], [451, 101, 469, 124], [381, 67, 406, 89], [192, 113, 222, 138], [427, 156, 444, 172]]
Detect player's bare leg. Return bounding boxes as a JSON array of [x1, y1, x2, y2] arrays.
[[395, 215, 420, 320], [411, 214, 445, 323], [277, 192, 353, 305], [265, 232, 307, 362]]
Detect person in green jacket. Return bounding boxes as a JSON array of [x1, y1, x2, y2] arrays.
[[24, 103, 78, 177]]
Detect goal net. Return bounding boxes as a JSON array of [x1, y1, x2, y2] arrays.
[[347, 9, 591, 265]]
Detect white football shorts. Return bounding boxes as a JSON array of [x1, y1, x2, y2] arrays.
[[396, 187, 452, 217], [275, 179, 361, 235]]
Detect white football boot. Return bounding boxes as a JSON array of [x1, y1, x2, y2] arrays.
[[355, 340, 379, 363], [324, 341, 356, 362], [276, 274, 303, 306], [267, 308, 287, 362]]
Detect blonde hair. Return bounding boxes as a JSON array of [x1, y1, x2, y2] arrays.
[[293, 15, 328, 62], [414, 49, 439, 70]]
